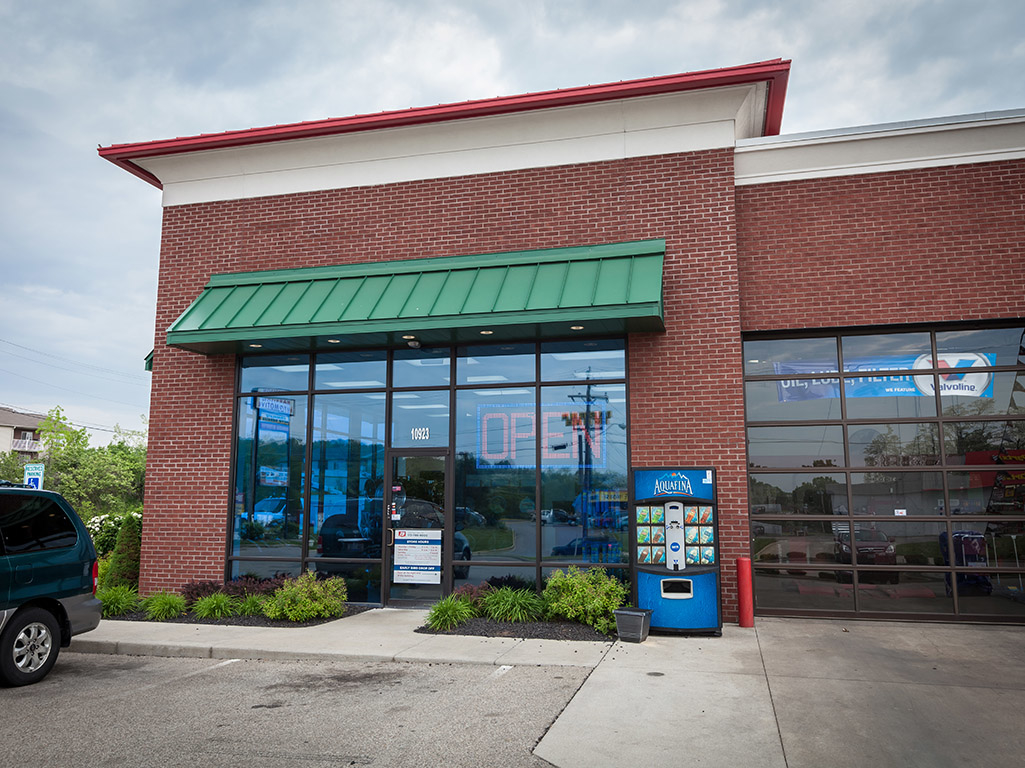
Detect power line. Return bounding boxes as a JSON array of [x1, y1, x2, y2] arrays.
[[0, 367, 148, 409], [0, 337, 150, 381], [0, 347, 149, 387], [0, 401, 120, 434]]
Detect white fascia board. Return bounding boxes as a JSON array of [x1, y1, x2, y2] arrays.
[[139, 84, 765, 206], [735, 110, 1025, 185]]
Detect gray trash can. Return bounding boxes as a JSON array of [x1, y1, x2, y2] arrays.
[[614, 608, 653, 642]]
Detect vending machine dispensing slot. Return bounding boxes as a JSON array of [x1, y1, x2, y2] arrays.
[[632, 467, 722, 635]]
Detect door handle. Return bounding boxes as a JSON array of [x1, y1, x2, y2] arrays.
[[388, 528, 395, 546]]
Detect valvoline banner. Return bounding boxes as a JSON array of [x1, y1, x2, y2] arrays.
[[775, 353, 995, 402]]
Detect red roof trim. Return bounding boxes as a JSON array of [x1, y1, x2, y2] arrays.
[[100, 59, 790, 189]]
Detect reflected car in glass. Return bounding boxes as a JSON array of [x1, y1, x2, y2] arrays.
[[834, 529, 898, 582]]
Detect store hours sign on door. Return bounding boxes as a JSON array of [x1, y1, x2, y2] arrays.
[[393, 529, 442, 583]]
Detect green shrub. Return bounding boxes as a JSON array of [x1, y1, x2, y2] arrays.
[[85, 509, 143, 558], [480, 587, 544, 623], [96, 555, 112, 590], [262, 571, 347, 622], [192, 592, 240, 619], [97, 584, 139, 617], [542, 567, 629, 636], [103, 514, 142, 589], [140, 591, 187, 621], [237, 594, 266, 616], [426, 594, 479, 631], [222, 575, 287, 598]]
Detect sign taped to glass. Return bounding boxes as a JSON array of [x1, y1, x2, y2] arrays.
[[775, 353, 995, 402]]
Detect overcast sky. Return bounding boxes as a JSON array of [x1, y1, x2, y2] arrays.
[[1, 0, 1023, 445]]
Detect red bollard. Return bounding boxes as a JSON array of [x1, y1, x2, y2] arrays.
[[737, 556, 754, 628]]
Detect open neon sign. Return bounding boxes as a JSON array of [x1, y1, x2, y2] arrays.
[[476, 403, 608, 470]]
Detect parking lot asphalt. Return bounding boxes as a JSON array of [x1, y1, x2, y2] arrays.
[[72, 611, 1025, 768]]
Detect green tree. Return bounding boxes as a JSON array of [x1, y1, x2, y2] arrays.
[[104, 514, 142, 589]]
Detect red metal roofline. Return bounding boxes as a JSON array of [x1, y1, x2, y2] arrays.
[[100, 59, 790, 189]]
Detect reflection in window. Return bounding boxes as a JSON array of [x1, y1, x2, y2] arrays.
[[849, 472, 944, 517], [455, 388, 537, 563], [847, 423, 940, 467], [749, 473, 847, 515], [390, 390, 450, 448], [753, 571, 855, 612], [943, 421, 1025, 465], [855, 572, 952, 614], [393, 347, 451, 388], [314, 350, 387, 390], [742, 337, 838, 377], [841, 332, 930, 371], [936, 327, 1025, 367], [947, 471, 1025, 515], [541, 339, 625, 382], [240, 355, 310, 392], [747, 426, 844, 468], [232, 395, 307, 559], [744, 381, 843, 422], [457, 343, 535, 385], [307, 393, 386, 561], [540, 384, 628, 563], [942, 372, 1025, 417]]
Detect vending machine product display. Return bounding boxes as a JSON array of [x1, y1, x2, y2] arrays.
[[632, 467, 722, 635]]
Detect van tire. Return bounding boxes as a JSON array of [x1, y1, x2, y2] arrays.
[[0, 607, 62, 687]]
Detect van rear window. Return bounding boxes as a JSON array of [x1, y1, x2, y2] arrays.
[[0, 495, 78, 553]]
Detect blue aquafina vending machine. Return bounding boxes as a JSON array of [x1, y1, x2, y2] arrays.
[[632, 467, 722, 635]]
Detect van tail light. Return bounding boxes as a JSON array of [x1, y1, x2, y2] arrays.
[[316, 534, 323, 556], [92, 560, 99, 595]]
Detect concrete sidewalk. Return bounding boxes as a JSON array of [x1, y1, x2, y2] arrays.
[[72, 613, 1025, 768]]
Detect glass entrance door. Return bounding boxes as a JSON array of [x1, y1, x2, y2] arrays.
[[386, 453, 450, 604]]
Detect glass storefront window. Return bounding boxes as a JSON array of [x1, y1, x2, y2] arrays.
[[232, 395, 307, 559], [742, 337, 838, 377], [230, 560, 302, 581], [753, 571, 855, 612], [240, 355, 310, 392], [841, 332, 931, 371], [540, 339, 625, 382], [540, 383, 628, 564], [744, 380, 843, 422], [847, 423, 940, 467], [456, 343, 535, 385], [943, 421, 1025, 465], [749, 473, 847, 516], [941, 372, 1025, 417], [307, 392, 386, 561], [314, 350, 387, 390], [935, 327, 1025, 367], [849, 472, 945, 517], [747, 425, 844, 469], [745, 326, 1025, 620], [390, 390, 450, 448], [455, 388, 537, 562], [854, 572, 952, 614], [393, 347, 451, 388], [947, 471, 1025, 515]]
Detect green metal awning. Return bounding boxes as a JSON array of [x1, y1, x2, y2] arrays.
[[166, 240, 665, 354]]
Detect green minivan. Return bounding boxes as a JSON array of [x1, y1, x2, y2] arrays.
[[0, 482, 101, 686]]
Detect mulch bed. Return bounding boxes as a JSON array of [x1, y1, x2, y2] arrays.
[[415, 616, 611, 642], [106, 603, 375, 628], [107, 605, 611, 640]]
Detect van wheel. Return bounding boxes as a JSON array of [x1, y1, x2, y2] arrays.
[[0, 608, 61, 687]]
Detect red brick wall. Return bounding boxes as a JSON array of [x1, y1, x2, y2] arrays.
[[736, 160, 1025, 331], [144, 149, 751, 621]]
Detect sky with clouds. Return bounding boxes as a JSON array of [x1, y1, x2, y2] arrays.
[[1, 0, 1023, 445]]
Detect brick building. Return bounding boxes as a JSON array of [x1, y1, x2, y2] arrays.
[[102, 60, 1025, 624]]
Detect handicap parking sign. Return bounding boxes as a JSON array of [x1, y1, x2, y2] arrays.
[[23, 463, 45, 489]]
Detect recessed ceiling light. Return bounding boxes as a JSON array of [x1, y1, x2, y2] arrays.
[[248, 344, 262, 348], [479, 329, 494, 335], [570, 325, 584, 331], [402, 335, 416, 340], [327, 339, 341, 344]]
